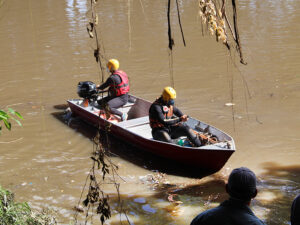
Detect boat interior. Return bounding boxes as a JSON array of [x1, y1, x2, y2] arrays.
[[72, 95, 154, 139], [107, 96, 153, 139], [69, 95, 234, 149]]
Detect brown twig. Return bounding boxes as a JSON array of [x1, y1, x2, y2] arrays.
[[221, 0, 236, 41], [90, 0, 106, 82], [231, 0, 247, 65], [167, 0, 174, 50], [224, 11, 236, 41], [175, 0, 186, 46]]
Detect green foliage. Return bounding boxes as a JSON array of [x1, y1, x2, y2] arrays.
[[0, 186, 56, 225], [0, 108, 23, 134]]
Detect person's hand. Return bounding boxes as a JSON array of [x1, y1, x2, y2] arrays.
[[181, 115, 188, 122]]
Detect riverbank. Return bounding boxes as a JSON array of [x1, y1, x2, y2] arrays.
[[0, 185, 56, 224]]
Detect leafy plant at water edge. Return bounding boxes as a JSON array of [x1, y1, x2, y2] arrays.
[[0, 185, 57, 225], [0, 108, 23, 134]]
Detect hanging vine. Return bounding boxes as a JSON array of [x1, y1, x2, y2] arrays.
[[198, 0, 247, 64], [86, 0, 107, 82], [167, 0, 175, 88], [175, 0, 186, 47], [74, 1, 130, 224], [167, 0, 186, 88]]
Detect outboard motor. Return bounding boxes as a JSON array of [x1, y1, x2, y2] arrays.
[[77, 81, 97, 100]]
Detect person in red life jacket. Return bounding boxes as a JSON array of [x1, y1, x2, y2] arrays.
[[96, 59, 130, 121], [149, 87, 202, 147]]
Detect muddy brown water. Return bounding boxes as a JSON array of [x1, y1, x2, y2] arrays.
[[0, 0, 299, 224]]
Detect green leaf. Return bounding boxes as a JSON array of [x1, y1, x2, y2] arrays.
[[0, 114, 7, 120], [4, 120, 11, 130], [14, 111, 23, 120], [0, 110, 9, 119], [0, 109, 23, 134], [8, 108, 15, 114], [7, 108, 23, 120], [10, 117, 22, 126], [0, 111, 9, 118]]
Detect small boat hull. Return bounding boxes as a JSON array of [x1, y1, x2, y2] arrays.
[[67, 95, 235, 172]]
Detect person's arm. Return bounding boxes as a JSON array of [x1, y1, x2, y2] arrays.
[[173, 106, 183, 117], [97, 77, 112, 90], [173, 106, 189, 122], [153, 105, 181, 126], [97, 75, 121, 90]]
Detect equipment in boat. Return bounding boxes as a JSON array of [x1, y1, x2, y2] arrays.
[[77, 81, 98, 100]]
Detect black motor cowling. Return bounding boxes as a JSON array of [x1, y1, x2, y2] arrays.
[[77, 81, 97, 99]]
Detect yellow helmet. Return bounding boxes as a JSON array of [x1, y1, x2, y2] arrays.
[[162, 86, 176, 102], [107, 59, 119, 71]]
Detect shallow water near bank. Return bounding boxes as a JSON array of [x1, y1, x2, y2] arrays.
[[0, 0, 300, 224]]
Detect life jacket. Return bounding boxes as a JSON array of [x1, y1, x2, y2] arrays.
[[109, 70, 130, 96], [149, 98, 174, 129]]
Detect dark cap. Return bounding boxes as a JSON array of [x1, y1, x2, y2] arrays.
[[291, 194, 300, 225], [227, 167, 257, 201]]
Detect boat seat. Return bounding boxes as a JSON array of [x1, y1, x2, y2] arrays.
[[91, 101, 134, 116], [122, 102, 135, 108], [118, 116, 149, 128], [118, 102, 135, 115]]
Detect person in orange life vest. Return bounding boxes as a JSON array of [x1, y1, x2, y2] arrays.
[[149, 87, 202, 147], [97, 59, 130, 121]]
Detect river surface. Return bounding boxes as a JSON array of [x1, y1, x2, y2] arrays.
[[0, 0, 299, 224]]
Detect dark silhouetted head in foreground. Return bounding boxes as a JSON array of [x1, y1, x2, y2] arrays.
[[291, 194, 300, 225], [190, 167, 265, 225], [226, 167, 258, 203]]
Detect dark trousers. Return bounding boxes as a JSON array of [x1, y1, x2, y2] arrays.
[[97, 94, 128, 117], [152, 123, 202, 147]]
